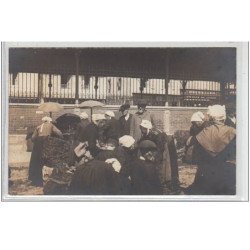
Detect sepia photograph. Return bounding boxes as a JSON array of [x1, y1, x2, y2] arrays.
[[1, 1, 250, 250], [1, 42, 248, 201]]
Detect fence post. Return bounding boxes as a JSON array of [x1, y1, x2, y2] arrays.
[[38, 73, 43, 103], [140, 78, 147, 99], [165, 52, 170, 105], [181, 80, 187, 106], [75, 51, 79, 104], [165, 78, 169, 105], [48, 74, 52, 101], [94, 76, 98, 99], [220, 81, 226, 104]]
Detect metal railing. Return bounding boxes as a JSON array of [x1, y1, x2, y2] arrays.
[[8, 73, 236, 106]]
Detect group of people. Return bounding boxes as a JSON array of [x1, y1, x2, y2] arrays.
[[68, 99, 179, 195], [27, 100, 236, 196], [28, 100, 179, 195]]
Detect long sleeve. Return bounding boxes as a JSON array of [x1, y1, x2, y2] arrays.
[[150, 113, 156, 128], [130, 115, 135, 138]]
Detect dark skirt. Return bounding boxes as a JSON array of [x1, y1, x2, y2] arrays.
[[28, 136, 46, 186], [69, 160, 131, 195], [131, 159, 163, 195], [187, 161, 236, 195]]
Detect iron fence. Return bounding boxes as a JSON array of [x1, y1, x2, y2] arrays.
[[8, 73, 236, 106]]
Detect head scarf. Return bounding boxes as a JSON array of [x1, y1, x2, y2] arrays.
[[207, 105, 226, 120], [140, 120, 153, 129], [92, 113, 106, 122], [196, 124, 236, 157], [42, 116, 52, 123], [119, 135, 135, 148], [140, 120, 153, 134], [105, 111, 115, 118]]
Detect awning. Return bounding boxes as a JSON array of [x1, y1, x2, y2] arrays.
[[9, 47, 236, 83]]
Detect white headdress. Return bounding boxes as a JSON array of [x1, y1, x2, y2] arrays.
[[42, 116, 52, 123], [119, 135, 135, 148], [105, 111, 115, 117], [207, 105, 226, 120], [92, 113, 106, 122], [140, 120, 153, 129]]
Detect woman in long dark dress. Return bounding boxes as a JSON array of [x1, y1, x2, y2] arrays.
[[186, 105, 236, 195], [28, 116, 63, 186], [137, 120, 180, 192], [130, 140, 163, 195]]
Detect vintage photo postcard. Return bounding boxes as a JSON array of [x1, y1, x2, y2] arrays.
[[1, 42, 248, 201]]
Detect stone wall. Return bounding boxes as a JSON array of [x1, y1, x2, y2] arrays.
[[8, 104, 207, 135]]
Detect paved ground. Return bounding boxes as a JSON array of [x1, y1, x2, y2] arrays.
[[9, 163, 44, 195], [8, 162, 197, 196], [8, 135, 197, 196]]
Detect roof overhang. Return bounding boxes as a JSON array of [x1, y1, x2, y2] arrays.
[[9, 47, 236, 83]]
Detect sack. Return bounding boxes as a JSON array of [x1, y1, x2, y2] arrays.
[[182, 145, 194, 164]]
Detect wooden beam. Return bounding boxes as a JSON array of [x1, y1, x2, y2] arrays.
[[165, 53, 170, 105]]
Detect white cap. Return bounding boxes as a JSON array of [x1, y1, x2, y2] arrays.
[[207, 105, 226, 120], [119, 135, 135, 148], [42, 116, 52, 122], [79, 112, 89, 119], [191, 111, 205, 122], [140, 120, 153, 129], [92, 113, 106, 121], [105, 111, 115, 117]]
